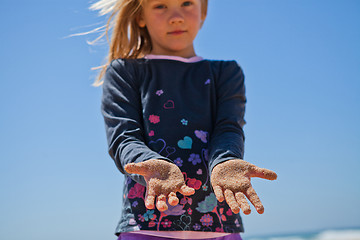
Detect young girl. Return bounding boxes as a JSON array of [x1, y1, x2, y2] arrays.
[[92, 0, 277, 239]]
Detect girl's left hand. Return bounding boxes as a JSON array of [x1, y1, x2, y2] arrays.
[[211, 159, 277, 215]]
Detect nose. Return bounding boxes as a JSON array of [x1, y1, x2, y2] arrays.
[[169, 10, 184, 24]]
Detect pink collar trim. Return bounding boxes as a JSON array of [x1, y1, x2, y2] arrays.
[[145, 54, 203, 63]]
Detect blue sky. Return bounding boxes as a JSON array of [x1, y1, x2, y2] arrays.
[[0, 0, 359, 239]]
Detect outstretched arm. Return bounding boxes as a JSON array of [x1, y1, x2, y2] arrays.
[[208, 61, 277, 214], [102, 60, 171, 185], [208, 61, 246, 178], [211, 159, 277, 214]]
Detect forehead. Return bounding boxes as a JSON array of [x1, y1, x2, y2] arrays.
[[142, 0, 203, 5], [139, 0, 207, 15]]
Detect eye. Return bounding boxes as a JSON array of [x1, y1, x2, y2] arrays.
[[154, 4, 166, 9], [182, 1, 193, 7]]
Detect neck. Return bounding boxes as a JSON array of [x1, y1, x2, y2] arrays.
[[150, 46, 196, 58], [145, 54, 204, 62]]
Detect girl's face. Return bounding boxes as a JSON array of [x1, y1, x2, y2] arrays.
[[138, 0, 206, 58]]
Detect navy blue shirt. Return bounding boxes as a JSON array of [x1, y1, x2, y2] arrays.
[[101, 57, 246, 235]]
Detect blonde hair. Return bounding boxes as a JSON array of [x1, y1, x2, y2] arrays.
[[91, 0, 208, 86]]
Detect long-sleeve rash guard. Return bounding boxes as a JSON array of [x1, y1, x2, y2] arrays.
[[101, 57, 246, 235]]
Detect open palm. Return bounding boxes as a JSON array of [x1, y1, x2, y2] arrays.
[[211, 159, 277, 215], [124, 159, 195, 212]]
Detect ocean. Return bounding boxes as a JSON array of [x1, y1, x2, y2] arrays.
[[245, 228, 360, 240]]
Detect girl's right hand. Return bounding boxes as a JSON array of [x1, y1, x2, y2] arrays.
[[124, 159, 195, 212]]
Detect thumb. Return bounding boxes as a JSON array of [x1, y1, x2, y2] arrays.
[[251, 167, 277, 181], [124, 162, 150, 176]]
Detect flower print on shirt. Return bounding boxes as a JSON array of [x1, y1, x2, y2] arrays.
[[200, 214, 213, 227], [195, 130, 208, 143], [143, 210, 155, 221], [180, 196, 193, 205], [132, 201, 138, 208], [174, 157, 183, 167], [193, 223, 201, 231], [226, 208, 233, 216], [187, 208, 193, 215], [161, 219, 172, 228], [186, 178, 202, 190], [149, 114, 160, 124], [196, 193, 218, 213], [181, 119, 188, 125], [128, 183, 145, 199], [164, 204, 186, 216], [156, 90, 164, 96], [219, 208, 227, 221], [188, 153, 201, 165], [138, 214, 145, 222]]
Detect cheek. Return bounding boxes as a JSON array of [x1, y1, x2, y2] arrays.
[[145, 20, 162, 34], [188, 11, 202, 26], [189, 15, 202, 32], [147, 26, 163, 39], [148, 17, 166, 30]]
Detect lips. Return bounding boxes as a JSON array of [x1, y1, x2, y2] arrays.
[[168, 30, 187, 35]]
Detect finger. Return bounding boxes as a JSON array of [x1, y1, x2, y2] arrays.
[[250, 167, 277, 180], [224, 189, 240, 214], [235, 192, 251, 215], [245, 187, 264, 214], [168, 192, 179, 206], [213, 185, 224, 202], [179, 185, 195, 196], [144, 186, 156, 209], [156, 194, 168, 212], [124, 162, 149, 176]]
